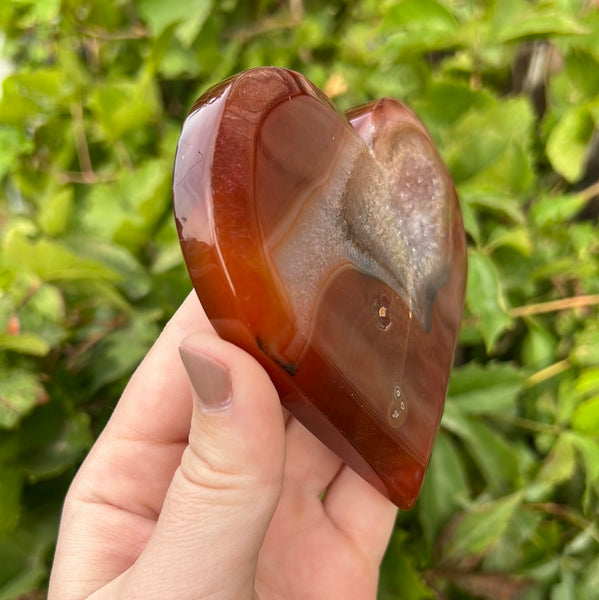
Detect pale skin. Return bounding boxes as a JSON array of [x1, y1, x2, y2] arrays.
[[48, 292, 397, 600]]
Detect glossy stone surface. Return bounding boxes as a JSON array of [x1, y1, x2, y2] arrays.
[[173, 67, 467, 508]]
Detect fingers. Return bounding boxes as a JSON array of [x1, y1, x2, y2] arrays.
[[268, 415, 395, 563], [324, 465, 397, 564], [97, 331, 286, 600], [49, 293, 218, 600], [282, 417, 343, 498]]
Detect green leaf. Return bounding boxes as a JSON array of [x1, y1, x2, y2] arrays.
[[578, 555, 599, 600], [0, 370, 45, 429], [37, 186, 73, 237], [80, 159, 172, 252], [546, 105, 595, 183], [462, 190, 526, 225], [0, 332, 50, 356], [89, 73, 161, 140], [566, 432, 599, 513], [379, 531, 435, 599], [521, 319, 558, 369], [487, 226, 532, 256], [88, 310, 161, 392], [575, 367, 599, 395], [2, 230, 121, 282], [65, 236, 151, 301], [442, 402, 521, 492], [138, 0, 214, 46], [571, 320, 599, 368], [413, 80, 494, 132], [0, 510, 57, 599], [536, 435, 576, 486], [380, 0, 461, 54], [448, 362, 525, 415], [382, 0, 457, 32], [555, 49, 599, 106], [446, 97, 535, 189], [465, 250, 513, 350], [418, 432, 469, 546], [21, 412, 93, 481], [531, 193, 589, 228], [442, 492, 523, 560], [551, 566, 577, 600], [0, 126, 34, 180], [0, 68, 72, 123], [492, 3, 586, 43], [571, 397, 599, 435]]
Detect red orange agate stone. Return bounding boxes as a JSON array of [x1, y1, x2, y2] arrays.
[[173, 67, 467, 508]]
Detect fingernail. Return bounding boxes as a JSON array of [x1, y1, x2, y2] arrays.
[[179, 346, 232, 412]]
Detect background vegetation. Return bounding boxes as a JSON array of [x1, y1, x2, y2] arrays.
[[1, 0, 598, 598]]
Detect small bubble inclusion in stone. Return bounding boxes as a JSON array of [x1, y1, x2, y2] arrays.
[[372, 294, 392, 331], [389, 385, 407, 427]]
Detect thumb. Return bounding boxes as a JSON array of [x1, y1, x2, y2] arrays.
[[123, 332, 286, 600]]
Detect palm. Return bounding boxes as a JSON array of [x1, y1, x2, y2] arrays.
[[256, 416, 394, 600]]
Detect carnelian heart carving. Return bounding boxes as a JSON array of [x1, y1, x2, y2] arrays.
[[173, 67, 467, 508]]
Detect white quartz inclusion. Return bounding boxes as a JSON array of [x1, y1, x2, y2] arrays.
[[264, 121, 452, 360]]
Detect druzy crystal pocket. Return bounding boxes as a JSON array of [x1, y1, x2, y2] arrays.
[[173, 67, 467, 508]]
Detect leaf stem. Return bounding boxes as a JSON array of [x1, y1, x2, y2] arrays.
[[509, 294, 599, 318], [579, 178, 599, 201], [70, 102, 93, 176], [523, 359, 571, 388], [528, 502, 599, 544]]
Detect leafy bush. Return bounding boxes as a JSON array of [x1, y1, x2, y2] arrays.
[[1, 1, 598, 598]]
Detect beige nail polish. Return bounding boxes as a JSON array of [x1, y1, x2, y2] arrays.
[[179, 346, 232, 411]]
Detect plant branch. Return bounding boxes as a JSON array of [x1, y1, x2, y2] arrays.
[[579, 178, 599, 201], [528, 502, 599, 544], [55, 170, 116, 185], [70, 102, 93, 175], [509, 294, 599, 318], [524, 359, 571, 387], [81, 24, 148, 41]]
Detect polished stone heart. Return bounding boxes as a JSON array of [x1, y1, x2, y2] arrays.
[[173, 67, 467, 508]]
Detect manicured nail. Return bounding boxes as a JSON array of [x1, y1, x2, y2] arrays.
[[179, 346, 232, 411]]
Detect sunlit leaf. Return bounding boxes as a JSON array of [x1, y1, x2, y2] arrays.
[[0, 333, 50, 356], [493, 3, 586, 43], [536, 435, 576, 486], [571, 397, 599, 435], [546, 105, 595, 183], [465, 250, 513, 350], [531, 193, 589, 228], [2, 231, 121, 283], [137, 0, 214, 46], [89, 73, 161, 140]]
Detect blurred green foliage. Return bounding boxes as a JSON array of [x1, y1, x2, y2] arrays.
[[1, 0, 599, 598]]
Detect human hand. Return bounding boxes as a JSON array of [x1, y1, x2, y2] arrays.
[[48, 292, 397, 599]]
